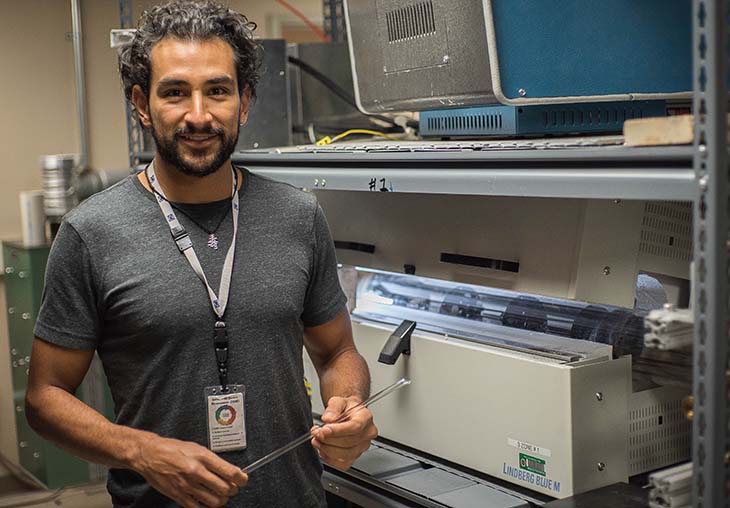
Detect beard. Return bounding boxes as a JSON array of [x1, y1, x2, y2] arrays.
[[150, 120, 239, 178]]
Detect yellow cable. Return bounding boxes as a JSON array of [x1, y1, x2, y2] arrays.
[[315, 129, 398, 146]]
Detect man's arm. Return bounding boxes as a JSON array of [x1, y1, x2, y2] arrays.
[[26, 338, 246, 508], [304, 308, 377, 470]]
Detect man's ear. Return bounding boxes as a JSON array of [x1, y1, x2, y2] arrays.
[[131, 84, 152, 128], [239, 87, 252, 126]]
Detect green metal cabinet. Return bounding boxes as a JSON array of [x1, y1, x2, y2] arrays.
[[3, 242, 113, 488]]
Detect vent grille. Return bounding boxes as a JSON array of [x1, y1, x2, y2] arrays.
[[629, 398, 691, 475], [539, 107, 647, 128], [386, 1, 436, 43], [427, 113, 504, 133], [639, 201, 693, 261]]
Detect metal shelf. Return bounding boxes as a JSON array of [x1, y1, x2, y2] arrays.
[[234, 144, 694, 200]]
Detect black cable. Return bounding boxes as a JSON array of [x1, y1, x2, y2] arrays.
[[287, 56, 419, 130]]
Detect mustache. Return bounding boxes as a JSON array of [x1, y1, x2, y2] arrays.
[[175, 126, 225, 136]]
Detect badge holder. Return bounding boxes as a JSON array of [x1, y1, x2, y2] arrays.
[[205, 384, 247, 452], [205, 322, 246, 452]]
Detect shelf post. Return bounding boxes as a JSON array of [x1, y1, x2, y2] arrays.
[[692, 0, 730, 507]]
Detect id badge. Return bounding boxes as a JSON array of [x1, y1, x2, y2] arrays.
[[204, 385, 246, 452]]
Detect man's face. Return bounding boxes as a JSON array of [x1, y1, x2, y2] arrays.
[[133, 37, 250, 177]]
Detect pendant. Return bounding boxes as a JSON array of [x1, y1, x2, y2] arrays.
[[207, 233, 219, 250]]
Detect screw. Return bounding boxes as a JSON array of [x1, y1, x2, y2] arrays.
[[25, 356, 30, 363], [11, 361, 17, 368], [699, 175, 709, 191], [8, 308, 15, 314], [699, 144, 707, 158], [597, 462, 606, 471], [253, 142, 259, 149], [321, 179, 327, 188], [613, 199, 622, 204], [21, 313, 30, 320], [5, 267, 14, 274], [603, 266, 611, 275], [10, 348, 16, 356], [16, 406, 22, 413], [596, 392, 604, 401], [33, 452, 40, 459], [18, 271, 27, 278], [518, 88, 527, 97], [19, 441, 27, 448], [18, 359, 25, 366], [442, 55, 450, 63], [314, 179, 319, 187], [279, 70, 285, 76]]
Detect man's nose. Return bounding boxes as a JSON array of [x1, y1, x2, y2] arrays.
[[184, 92, 213, 129]]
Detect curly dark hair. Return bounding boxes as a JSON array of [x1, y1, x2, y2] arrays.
[[118, 0, 261, 102]]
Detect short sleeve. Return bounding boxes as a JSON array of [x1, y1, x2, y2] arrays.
[[301, 205, 347, 327], [34, 221, 102, 350]]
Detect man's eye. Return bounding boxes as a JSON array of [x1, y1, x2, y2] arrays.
[[164, 89, 183, 97], [210, 87, 229, 96]]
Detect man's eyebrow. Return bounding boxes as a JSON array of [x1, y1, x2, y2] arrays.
[[157, 78, 188, 88], [206, 76, 235, 86]]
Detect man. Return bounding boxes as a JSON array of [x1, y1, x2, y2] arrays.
[[24, 2, 376, 507]]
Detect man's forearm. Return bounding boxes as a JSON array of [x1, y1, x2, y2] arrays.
[[318, 348, 371, 405], [26, 385, 150, 470]]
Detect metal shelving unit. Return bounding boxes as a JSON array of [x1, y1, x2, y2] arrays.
[[691, 1, 730, 508], [323, 0, 346, 43], [236, 145, 694, 200], [118, 0, 143, 169], [124, 1, 730, 506]]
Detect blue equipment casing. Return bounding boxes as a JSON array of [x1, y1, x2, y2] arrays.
[[345, 0, 692, 114]]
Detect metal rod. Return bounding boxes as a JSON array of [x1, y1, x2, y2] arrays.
[[71, 0, 88, 170], [242, 378, 411, 474]]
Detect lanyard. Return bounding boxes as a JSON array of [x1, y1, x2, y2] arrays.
[[147, 162, 240, 389]]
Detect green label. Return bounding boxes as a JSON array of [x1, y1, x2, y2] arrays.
[[519, 453, 546, 476]]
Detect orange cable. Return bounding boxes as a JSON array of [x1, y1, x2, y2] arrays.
[[274, 0, 330, 43]]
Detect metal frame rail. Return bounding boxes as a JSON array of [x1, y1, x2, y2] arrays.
[[119, 0, 144, 170], [323, 0, 346, 43], [692, 0, 730, 507]]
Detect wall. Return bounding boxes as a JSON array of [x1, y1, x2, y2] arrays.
[[0, 0, 78, 479], [0, 0, 321, 483]]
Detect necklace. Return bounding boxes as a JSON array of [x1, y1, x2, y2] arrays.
[[145, 168, 238, 250]]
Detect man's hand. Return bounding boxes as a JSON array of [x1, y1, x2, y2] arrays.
[[132, 434, 247, 508], [311, 396, 378, 471]]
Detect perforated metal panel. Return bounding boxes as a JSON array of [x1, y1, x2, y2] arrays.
[[639, 202, 693, 262], [629, 387, 691, 475]]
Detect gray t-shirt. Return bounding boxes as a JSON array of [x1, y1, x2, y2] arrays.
[[34, 170, 347, 507]]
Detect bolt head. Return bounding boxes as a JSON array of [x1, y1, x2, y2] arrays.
[[597, 462, 606, 471], [518, 88, 527, 97], [595, 392, 604, 401], [603, 266, 611, 275]]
